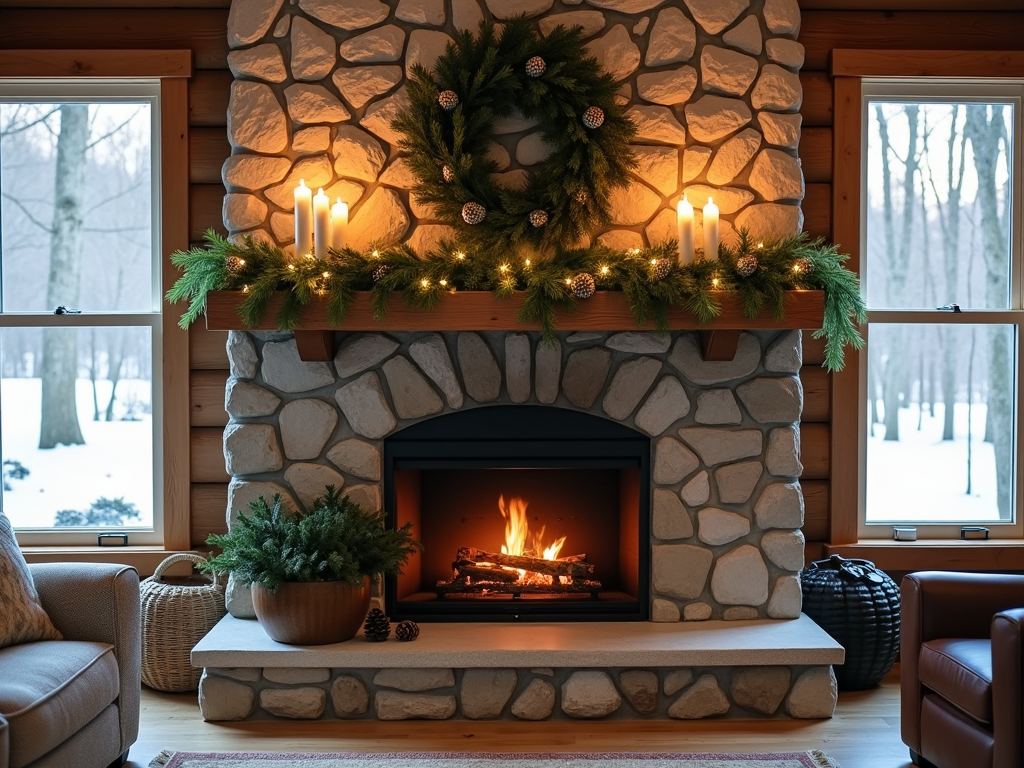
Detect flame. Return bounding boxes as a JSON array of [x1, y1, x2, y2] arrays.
[[498, 495, 567, 584]]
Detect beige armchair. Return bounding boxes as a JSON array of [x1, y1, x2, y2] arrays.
[[0, 563, 140, 768]]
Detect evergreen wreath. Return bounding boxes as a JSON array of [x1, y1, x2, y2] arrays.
[[392, 16, 637, 255], [167, 230, 867, 372]]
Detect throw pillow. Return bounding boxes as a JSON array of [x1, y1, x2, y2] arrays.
[[0, 510, 62, 648]]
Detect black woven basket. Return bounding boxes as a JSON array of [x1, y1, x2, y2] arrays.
[[801, 554, 900, 691]]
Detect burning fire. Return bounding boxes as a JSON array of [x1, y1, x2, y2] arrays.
[[498, 495, 566, 584]]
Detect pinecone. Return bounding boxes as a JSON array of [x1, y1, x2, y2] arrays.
[[571, 272, 596, 299], [794, 257, 814, 275], [462, 201, 487, 225], [582, 106, 605, 129], [528, 209, 548, 228], [442, 164, 454, 183], [372, 264, 390, 283], [225, 255, 245, 273], [574, 188, 589, 206], [395, 620, 420, 642], [525, 56, 546, 78], [652, 258, 672, 280], [363, 608, 391, 641], [736, 254, 759, 277], [438, 89, 460, 111]]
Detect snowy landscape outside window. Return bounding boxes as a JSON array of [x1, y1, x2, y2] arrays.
[[0, 81, 163, 545], [861, 80, 1024, 537]]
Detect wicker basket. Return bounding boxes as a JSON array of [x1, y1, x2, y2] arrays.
[[140, 553, 226, 692], [801, 554, 901, 691]]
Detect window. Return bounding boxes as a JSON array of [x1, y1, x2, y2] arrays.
[[0, 52, 191, 553], [0, 83, 164, 544], [859, 79, 1024, 537]]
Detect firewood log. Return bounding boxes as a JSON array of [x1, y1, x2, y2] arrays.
[[456, 547, 594, 579], [456, 563, 520, 583]]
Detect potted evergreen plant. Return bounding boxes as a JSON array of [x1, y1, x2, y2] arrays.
[[201, 487, 420, 645]]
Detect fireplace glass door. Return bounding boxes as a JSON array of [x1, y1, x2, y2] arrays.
[[384, 406, 650, 622]]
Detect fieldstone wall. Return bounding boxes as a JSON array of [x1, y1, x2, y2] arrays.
[[222, 0, 805, 252], [221, 329, 806, 623], [198, 663, 836, 721]]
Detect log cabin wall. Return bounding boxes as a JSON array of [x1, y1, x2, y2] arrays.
[[0, 0, 233, 549], [0, 0, 1020, 556], [795, 0, 1024, 559]]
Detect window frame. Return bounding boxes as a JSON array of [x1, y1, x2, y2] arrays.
[[0, 50, 191, 552], [857, 79, 1024, 538], [830, 50, 1024, 545], [0, 80, 165, 544]]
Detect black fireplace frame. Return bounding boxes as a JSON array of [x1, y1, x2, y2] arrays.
[[383, 405, 651, 622]]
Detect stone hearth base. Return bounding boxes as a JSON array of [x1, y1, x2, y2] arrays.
[[192, 615, 842, 722]]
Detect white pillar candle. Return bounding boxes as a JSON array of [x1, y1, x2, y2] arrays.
[[702, 196, 719, 261], [313, 187, 330, 259], [331, 199, 348, 251], [676, 196, 695, 266], [294, 179, 313, 258]]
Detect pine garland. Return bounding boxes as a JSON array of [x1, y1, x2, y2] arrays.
[[392, 16, 637, 256], [167, 230, 866, 371]]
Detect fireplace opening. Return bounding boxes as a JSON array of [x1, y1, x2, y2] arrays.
[[384, 406, 650, 622]]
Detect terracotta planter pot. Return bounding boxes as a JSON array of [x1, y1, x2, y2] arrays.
[[251, 577, 371, 645]]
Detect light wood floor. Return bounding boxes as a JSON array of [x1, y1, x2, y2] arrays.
[[127, 667, 910, 768]]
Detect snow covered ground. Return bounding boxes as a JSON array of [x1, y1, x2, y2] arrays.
[[866, 401, 1004, 523], [1, 378, 153, 529]]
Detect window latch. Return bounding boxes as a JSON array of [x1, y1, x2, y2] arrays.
[[936, 303, 961, 313], [53, 306, 81, 315]]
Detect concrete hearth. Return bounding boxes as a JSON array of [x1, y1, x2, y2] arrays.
[[192, 614, 843, 722]]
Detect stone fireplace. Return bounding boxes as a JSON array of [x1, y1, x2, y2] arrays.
[[194, 0, 840, 724], [221, 0, 805, 253], [220, 327, 805, 626]]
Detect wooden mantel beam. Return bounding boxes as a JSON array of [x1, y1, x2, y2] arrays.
[[204, 290, 826, 362]]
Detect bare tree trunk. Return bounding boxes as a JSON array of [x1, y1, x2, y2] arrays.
[[869, 344, 883, 436], [39, 104, 87, 449], [877, 105, 921, 441], [928, 359, 937, 417], [921, 350, 929, 434], [966, 327, 976, 495], [965, 104, 1012, 518], [927, 105, 967, 441], [875, 106, 900, 440], [105, 329, 125, 421], [89, 328, 101, 421]]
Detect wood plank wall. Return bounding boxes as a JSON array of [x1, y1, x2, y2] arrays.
[[796, 1, 1024, 557], [2, 0, 1018, 553]]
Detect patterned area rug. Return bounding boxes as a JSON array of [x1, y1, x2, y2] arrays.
[[149, 751, 839, 768]]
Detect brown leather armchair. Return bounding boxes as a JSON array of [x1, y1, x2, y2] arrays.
[[901, 571, 1024, 768]]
